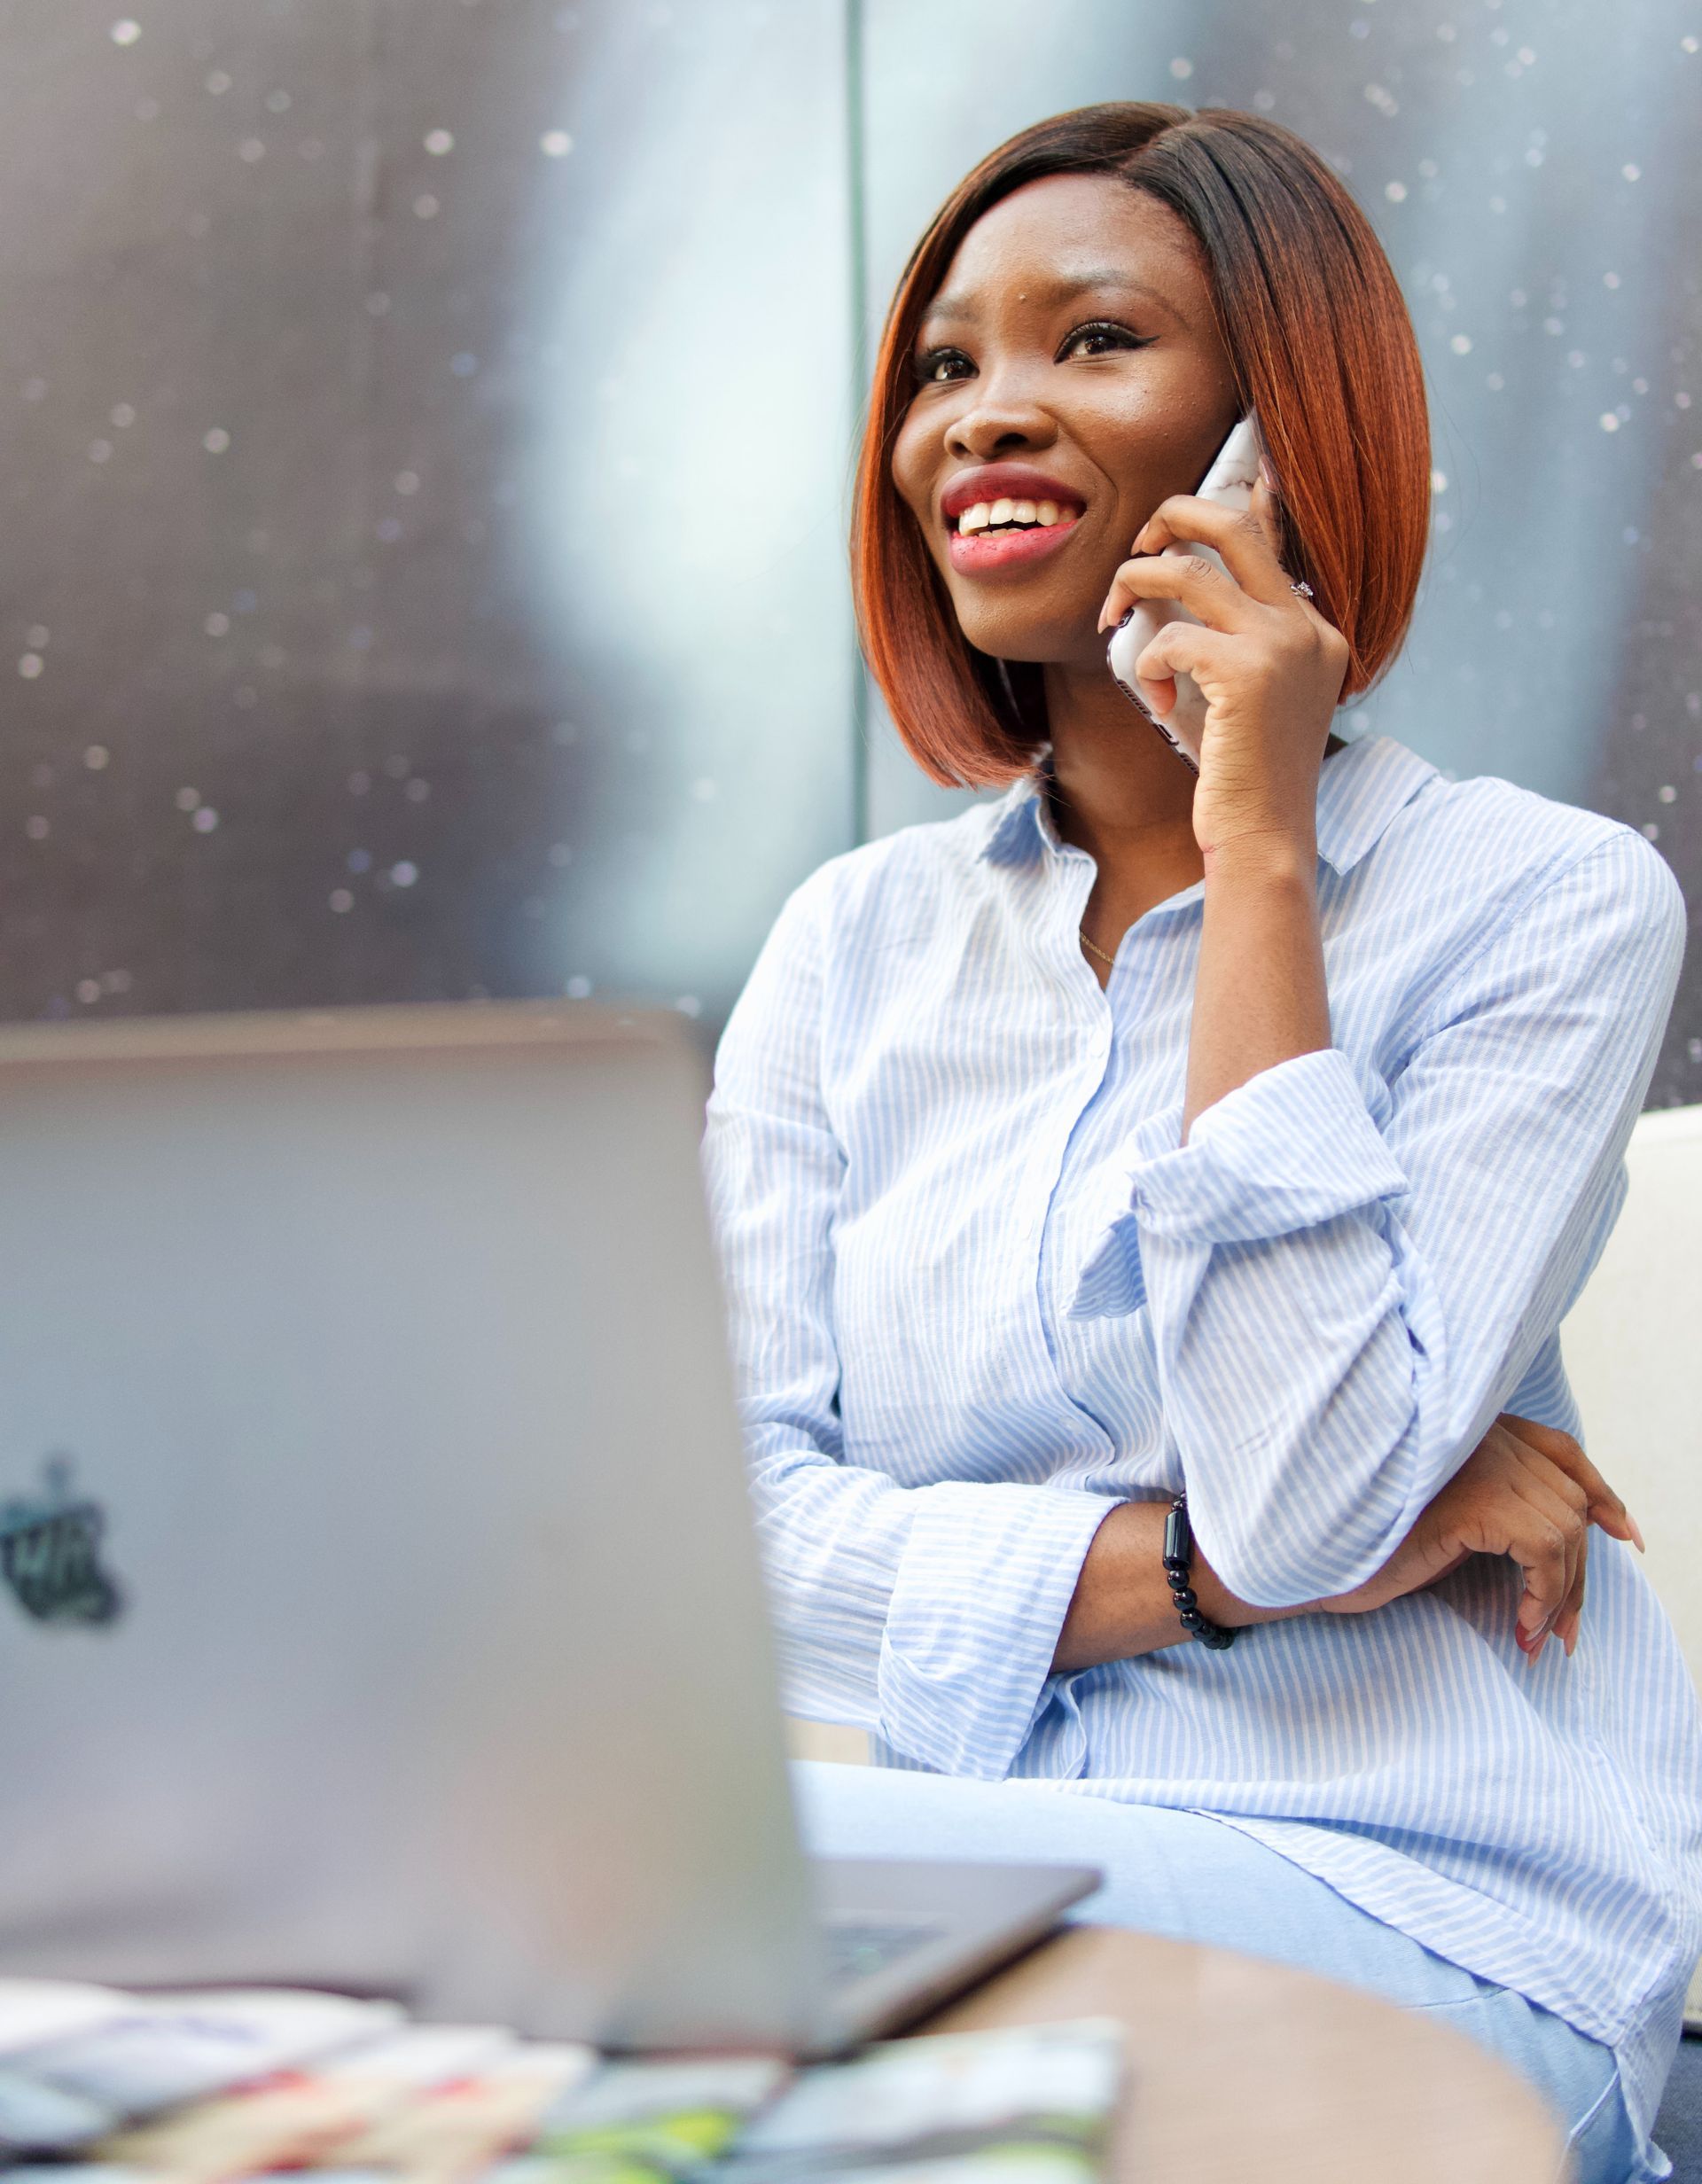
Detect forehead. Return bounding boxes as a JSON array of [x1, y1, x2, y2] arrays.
[[923, 171, 1208, 332]]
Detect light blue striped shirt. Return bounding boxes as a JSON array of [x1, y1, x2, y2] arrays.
[[699, 731, 1702, 2145]]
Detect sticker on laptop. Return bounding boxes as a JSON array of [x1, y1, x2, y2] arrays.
[[0, 1457, 124, 1627]]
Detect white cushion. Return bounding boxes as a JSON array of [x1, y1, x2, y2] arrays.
[[1561, 1103, 1702, 2026]]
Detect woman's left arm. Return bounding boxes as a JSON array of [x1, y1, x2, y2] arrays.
[[1088, 490, 1688, 1612]]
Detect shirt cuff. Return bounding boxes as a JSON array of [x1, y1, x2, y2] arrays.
[[1066, 1049, 1409, 1320], [876, 1481, 1118, 1779]]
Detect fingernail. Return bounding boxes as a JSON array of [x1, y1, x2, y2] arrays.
[[1628, 1514, 1647, 1553], [1258, 455, 1277, 493]]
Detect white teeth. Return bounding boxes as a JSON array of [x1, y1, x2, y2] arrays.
[[955, 493, 1077, 537]]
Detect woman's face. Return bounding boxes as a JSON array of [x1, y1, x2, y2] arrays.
[[892, 172, 1242, 676]]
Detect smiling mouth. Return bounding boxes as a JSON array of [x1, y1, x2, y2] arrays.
[[949, 495, 1078, 537], [946, 501, 1081, 575]]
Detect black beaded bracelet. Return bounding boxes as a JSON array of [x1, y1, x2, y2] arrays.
[[1161, 1492, 1236, 1650]]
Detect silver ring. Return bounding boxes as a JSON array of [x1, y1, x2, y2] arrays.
[[1289, 579, 1315, 599]]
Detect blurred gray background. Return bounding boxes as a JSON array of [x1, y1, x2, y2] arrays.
[[1, 0, 1697, 1102]]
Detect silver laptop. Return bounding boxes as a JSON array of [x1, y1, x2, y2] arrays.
[[0, 1000, 1095, 2056]]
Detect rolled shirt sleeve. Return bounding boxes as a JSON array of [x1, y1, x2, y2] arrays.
[[1066, 827, 1687, 1610], [701, 871, 1119, 1778]]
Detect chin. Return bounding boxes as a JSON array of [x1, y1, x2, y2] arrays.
[[938, 566, 1104, 671], [959, 612, 1097, 671], [945, 597, 1072, 663]]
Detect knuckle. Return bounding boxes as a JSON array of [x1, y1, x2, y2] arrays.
[[1181, 553, 1216, 583]]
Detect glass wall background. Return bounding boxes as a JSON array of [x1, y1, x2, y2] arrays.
[[0, 0, 1696, 1102]]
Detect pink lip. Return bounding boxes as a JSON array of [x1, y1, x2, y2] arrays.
[[948, 517, 1081, 574], [941, 464, 1084, 523]]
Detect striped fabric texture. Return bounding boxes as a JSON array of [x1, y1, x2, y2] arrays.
[[699, 732, 1702, 2149]]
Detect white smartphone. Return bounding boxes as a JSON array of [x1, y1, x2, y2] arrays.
[[1105, 412, 1266, 772]]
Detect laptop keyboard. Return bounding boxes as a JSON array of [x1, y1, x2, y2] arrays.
[[823, 1918, 942, 1984]]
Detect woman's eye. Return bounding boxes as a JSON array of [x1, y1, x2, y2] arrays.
[[1058, 320, 1152, 361], [912, 347, 972, 386]]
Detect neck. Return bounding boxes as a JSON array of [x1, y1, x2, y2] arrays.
[[1038, 656, 1203, 885], [1035, 657, 1346, 883]]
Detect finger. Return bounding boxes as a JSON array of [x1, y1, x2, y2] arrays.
[[1097, 548, 1257, 637], [1128, 621, 1237, 698], [1548, 1501, 1589, 1658], [1498, 1414, 1645, 1551], [1128, 664, 1177, 721], [1528, 1472, 1586, 1657], [1130, 492, 1298, 610], [1511, 1471, 1588, 1662], [1502, 1480, 1573, 1646], [1553, 1498, 1590, 1658], [1498, 1438, 1594, 1661], [1561, 1543, 1587, 1658], [1248, 472, 1285, 556]]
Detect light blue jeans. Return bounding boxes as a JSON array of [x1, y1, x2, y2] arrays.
[[792, 1760, 1668, 2184]]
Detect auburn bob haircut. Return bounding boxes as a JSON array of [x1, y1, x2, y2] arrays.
[[852, 103, 1432, 790]]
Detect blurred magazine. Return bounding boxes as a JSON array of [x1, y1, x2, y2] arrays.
[[703, 2020, 1122, 2182], [0, 1984, 1121, 2183], [506, 2019, 1122, 2183]]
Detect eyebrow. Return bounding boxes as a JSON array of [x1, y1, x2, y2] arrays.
[[922, 269, 1187, 330]]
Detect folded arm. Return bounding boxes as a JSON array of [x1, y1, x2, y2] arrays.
[[1066, 827, 1685, 1609]]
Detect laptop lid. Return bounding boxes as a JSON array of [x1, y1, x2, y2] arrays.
[[0, 1001, 823, 2049]]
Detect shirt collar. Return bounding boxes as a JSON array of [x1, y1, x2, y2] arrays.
[[975, 733, 1440, 878]]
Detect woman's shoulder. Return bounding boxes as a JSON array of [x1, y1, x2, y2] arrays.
[[1358, 737, 1684, 941], [772, 799, 1001, 953]]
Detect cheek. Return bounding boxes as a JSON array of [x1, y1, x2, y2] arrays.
[[1075, 384, 1211, 511], [888, 416, 933, 531], [886, 436, 951, 581]]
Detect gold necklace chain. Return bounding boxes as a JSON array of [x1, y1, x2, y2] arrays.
[[1047, 776, 1120, 970]]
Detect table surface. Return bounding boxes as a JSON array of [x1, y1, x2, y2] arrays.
[[916, 1924, 1569, 2184]]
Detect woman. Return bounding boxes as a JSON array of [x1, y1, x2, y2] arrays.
[[700, 105, 1702, 2180]]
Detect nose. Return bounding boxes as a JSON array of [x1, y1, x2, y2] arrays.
[[944, 362, 1058, 462]]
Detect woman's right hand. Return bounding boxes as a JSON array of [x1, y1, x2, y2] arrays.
[[1310, 1413, 1645, 1663]]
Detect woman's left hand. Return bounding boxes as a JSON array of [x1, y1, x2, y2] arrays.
[[1311, 1412, 1644, 1662], [1095, 476, 1351, 861]]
